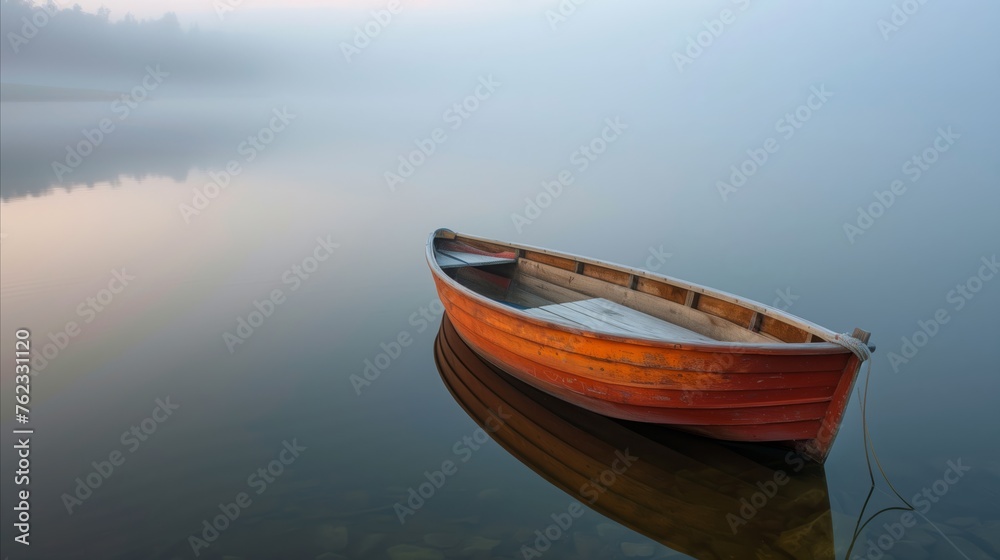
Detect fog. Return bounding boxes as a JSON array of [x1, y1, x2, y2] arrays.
[[2, 0, 998, 240], [4, 0, 994, 106]]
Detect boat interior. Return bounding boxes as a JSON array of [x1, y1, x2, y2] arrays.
[[434, 235, 837, 346]]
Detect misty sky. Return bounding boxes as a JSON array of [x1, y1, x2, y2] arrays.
[[49, 0, 377, 21], [50, 0, 551, 25]]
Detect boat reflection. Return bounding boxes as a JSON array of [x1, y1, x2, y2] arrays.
[[435, 314, 835, 560]]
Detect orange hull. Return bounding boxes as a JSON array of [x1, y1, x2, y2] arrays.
[[426, 229, 870, 462]]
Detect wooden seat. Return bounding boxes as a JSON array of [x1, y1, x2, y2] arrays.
[[522, 298, 717, 343], [435, 249, 516, 269]]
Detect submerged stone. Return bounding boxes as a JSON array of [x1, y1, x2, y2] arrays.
[[355, 533, 387, 556], [596, 523, 625, 539], [460, 536, 500, 555], [422, 533, 460, 548], [316, 525, 349, 551], [342, 489, 370, 510]]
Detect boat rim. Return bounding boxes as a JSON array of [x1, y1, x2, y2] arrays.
[[426, 228, 855, 354]]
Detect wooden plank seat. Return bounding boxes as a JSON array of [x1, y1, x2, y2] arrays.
[[523, 298, 717, 343], [435, 249, 517, 269]]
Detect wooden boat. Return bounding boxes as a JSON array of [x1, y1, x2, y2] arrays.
[[435, 315, 835, 560], [426, 228, 872, 463]]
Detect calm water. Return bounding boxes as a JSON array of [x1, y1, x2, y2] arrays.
[[2, 3, 999, 558], [0, 95, 996, 559]]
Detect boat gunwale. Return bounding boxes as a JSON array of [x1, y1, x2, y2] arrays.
[[427, 228, 852, 354]]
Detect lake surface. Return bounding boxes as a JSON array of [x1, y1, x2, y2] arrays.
[[1, 4, 999, 557]]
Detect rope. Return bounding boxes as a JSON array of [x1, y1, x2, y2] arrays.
[[830, 333, 910, 506], [831, 333, 973, 558], [831, 331, 872, 362], [832, 332, 919, 559]]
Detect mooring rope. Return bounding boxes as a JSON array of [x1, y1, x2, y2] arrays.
[[831, 332, 872, 362], [832, 332, 928, 560], [829, 334, 911, 506]]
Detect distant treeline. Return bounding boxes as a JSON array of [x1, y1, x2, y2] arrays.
[[1, 0, 273, 91]]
